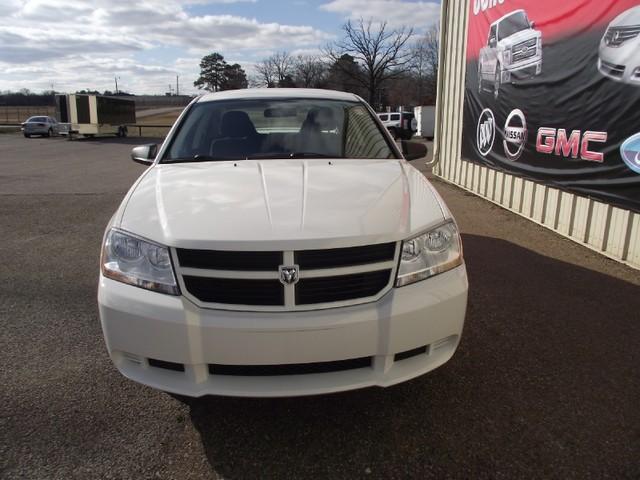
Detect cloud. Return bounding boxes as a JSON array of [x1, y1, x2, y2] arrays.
[[0, 0, 332, 94], [320, 0, 440, 28]]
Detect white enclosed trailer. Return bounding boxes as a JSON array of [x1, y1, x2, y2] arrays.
[[55, 94, 136, 138], [414, 105, 436, 139]]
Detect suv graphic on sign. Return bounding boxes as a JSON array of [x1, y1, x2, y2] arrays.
[[598, 6, 640, 85], [478, 9, 542, 99]]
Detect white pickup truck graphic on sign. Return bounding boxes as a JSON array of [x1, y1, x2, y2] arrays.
[[478, 9, 542, 99]]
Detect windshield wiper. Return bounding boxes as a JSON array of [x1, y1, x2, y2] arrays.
[[163, 155, 238, 163]]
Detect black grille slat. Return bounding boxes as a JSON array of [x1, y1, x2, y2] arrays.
[[148, 358, 185, 372], [183, 276, 284, 305], [295, 242, 395, 269], [177, 249, 282, 271], [209, 357, 372, 376], [296, 270, 391, 305]]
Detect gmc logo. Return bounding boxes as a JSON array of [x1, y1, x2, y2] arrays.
[[536, 128, 608, 163]]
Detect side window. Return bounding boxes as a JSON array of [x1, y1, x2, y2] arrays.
[[345, 105, 395, 159], [390, 113, 400, 121], [489, 25, 497, 45], [379, 114, 388, 121]]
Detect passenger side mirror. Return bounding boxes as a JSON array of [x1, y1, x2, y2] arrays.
[[131, 144, 158, 165], [529, 21, 535, 28], [401, 140, 428, 161]]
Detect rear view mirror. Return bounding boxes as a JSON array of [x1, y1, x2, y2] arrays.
[[401, 140, 428, 161], [264, 107, 297, 118], [131, 144, 158, 165]]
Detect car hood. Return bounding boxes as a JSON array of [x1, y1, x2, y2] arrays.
[[117, 159, 446, 250], [610, 6, 640, 27], [499, 28, 539, 47]]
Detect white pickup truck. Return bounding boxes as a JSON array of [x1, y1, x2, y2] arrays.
[[98, 89, 468, 398], [478, 9, 542, 99]]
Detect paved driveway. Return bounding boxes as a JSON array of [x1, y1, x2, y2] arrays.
[[1, 134, 638, 479]]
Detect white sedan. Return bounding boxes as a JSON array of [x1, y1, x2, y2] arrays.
[[98, 88, 468, 397], [21, 116, 59, 138]]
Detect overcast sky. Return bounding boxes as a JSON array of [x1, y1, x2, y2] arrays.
[[0, 0, 440, 95]]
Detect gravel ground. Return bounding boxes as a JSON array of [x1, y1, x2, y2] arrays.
[[1, 134, 638, 479]]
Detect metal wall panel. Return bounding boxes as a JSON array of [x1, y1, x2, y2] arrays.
[[434, 0, 639, 270]]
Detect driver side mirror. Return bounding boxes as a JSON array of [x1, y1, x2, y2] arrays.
[[131, 144, 158, 165], [529, 21, 535, 28], [401, 140, 428, 161], [489, 37, 497, 48]]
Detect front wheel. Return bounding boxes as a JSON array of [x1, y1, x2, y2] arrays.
[[478, 65, 483, 94], [46, 128, 52, 137], [493, 69, 500, 100], [24, 133, 31, 138]]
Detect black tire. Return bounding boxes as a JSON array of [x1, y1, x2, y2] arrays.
[[122, 126, 128, 138], [24, 133, 31, 138], [478, 65, 483, 94], [46, 128, 52, 137], [494, 69, 500, 100], [388, 127, 398, 140]]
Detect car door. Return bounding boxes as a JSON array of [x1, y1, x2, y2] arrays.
[[483, 24, 499, 79]]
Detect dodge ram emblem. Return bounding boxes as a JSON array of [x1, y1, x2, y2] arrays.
[[279, 265, 299, 285]]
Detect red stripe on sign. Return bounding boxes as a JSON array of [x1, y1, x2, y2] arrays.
[[466, 0, 639, 59]]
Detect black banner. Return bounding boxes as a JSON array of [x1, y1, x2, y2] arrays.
[[461, 0, 640, 212]]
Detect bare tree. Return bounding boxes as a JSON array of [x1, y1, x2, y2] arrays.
[[294, 55, 326, 88], [325, 18, 415, 106], [412, 24, 439, 103], [255, 51, 296, 87], [255, 58, 277, 88]]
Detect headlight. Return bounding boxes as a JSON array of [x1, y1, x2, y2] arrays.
[[101, 229, 179, 295], [502, 49, 511, 65], [395, 221, 463, 287]]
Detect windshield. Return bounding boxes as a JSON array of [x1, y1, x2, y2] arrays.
[[163, 98, 397, 162], [498, 11, 530, 41], [28, 117, 48, 122]]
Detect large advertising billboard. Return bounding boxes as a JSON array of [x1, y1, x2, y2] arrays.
[[461, 0, 640, 212]]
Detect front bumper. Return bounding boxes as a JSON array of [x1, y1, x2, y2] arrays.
[[502, 56, 542, 83], [98, 265, 468, 397], [597, 47, 640, 84]]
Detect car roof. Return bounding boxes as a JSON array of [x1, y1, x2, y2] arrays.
[[197, 88, 362, 103]]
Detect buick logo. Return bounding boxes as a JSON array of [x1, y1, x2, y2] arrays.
[[520, 46, 529, 55], [476, 108, 495, 157], [503, 109, 527, 161], [620, 132, 640, 174], [279, 265, 299, 285]]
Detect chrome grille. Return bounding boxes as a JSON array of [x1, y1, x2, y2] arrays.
[[604, 25, 640, 47], [512, 38, 537, 63], [174, 243, 399, 311]]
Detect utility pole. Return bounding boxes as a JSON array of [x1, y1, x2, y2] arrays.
[[176, 75, 179, 96], [114, 76, 119, 95]]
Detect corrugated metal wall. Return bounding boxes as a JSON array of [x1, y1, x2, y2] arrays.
[[433, 0, 640, 270]]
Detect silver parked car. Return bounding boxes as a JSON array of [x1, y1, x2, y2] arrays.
[[21, 116, 59, 138], [598, 6, 640, 85]]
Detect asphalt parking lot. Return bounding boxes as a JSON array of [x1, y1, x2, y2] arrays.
[[1, 133, 639, 479]]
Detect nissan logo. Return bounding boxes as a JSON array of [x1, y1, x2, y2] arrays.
[[503, 109, 527, 161], [476, 108, 495, 157]]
